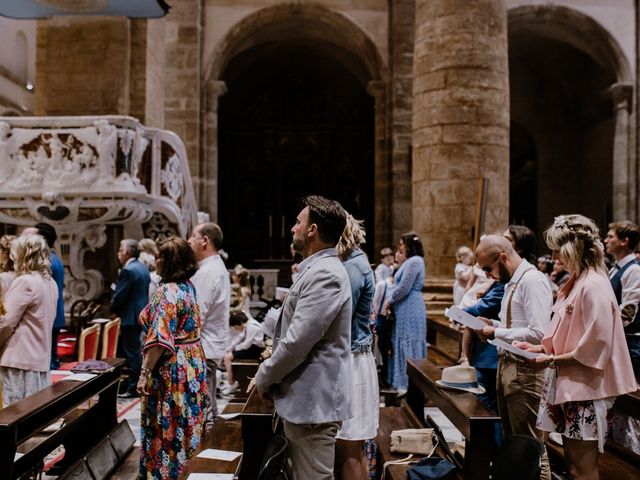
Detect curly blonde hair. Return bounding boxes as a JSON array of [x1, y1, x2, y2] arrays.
[[336, 214, 366, 261], [11, 234, 51, 277], [544, 214, 606, 277], [0, 234, 16, 272]]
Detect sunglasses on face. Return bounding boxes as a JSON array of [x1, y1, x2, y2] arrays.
[[481, 254, 501, 273]]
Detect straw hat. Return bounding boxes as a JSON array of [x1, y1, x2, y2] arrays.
[[436, 365, 486, 394]]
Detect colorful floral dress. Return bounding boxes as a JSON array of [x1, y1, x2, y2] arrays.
[[138, 281, 208, 479]]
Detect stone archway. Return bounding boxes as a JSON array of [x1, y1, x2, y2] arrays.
[[201, 4, 390, 260], [508, 5, 634, 238]]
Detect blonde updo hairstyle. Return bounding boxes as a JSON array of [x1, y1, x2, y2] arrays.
[[336, 214, 366, 261], [544, 214, 606, 277], [11, 234, 51, 277]]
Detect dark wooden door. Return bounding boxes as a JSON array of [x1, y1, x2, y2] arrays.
[[219, 46, 374, 266]]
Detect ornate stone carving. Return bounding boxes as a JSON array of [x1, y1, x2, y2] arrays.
[[143, 212, 180, 240], [161, 153, 184, 202], [0, 115, 198, 305]]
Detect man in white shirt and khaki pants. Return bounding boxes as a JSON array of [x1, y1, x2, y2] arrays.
[[475, 235, 552, 480], [188, 222, 231, 426]]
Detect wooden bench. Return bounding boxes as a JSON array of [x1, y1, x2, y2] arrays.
[[0, 358, 127, 479], [405, 358, 499, 479], [228, 358, 260, 402], [426, 315, 462, 365], [377, 358, 498, 480], [180, 408, 244, 479], [239, 387, 275, 480], [376, 404, 451, 480]]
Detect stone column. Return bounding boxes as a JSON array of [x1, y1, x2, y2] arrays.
[[367, 80, 390, 255], [609, 82, 633, 221], [389, 0, 416, 245], [412, 0, 510, 276], [202, 80, 227, 221]]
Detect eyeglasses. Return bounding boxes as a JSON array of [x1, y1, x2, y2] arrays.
[[481, 254, 501, 273]]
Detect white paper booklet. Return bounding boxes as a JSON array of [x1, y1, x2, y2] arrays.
[[444, 305, 488, 330], [196, 449, 242, 461], [187, 475, 234, 480], [489, 338, 544, 359], [59, 373, 97, 382]]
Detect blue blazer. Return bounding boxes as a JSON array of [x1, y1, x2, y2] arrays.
[[50, 251, 65, 329], [464, 281, 504, 369], [111, 258, 150, 327]]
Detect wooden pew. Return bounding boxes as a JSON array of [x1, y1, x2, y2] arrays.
[[0, 358, 125, 479], [239, 387, 274, 480], [228, 359, 260, 402], [405, 358, 500, 480], [180, 413, 243, 478], [426, 315, 462, 366]]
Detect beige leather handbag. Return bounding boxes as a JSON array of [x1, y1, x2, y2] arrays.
[[390, 428, 438, 455]]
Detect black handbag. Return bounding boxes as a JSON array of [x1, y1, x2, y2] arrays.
[[258, 414, 293, 480]]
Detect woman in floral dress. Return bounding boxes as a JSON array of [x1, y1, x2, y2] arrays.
[[137, 237, 208, 479]]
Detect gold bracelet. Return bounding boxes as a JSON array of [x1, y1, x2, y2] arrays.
[[141, 367, 152, 377], [546, 354, 557, 369]]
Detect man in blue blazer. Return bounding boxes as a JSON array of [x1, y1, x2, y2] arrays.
[[111, 238, 150, 397], [463, 280, 504, 411]]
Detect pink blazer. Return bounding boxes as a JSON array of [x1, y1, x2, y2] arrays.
[[0, 272, 58, 372], [542, 269, 637, 404]]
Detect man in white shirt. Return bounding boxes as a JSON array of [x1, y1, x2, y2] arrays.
[[188, 222, 230, 425], [475, 234, 552, 480], [605, 221, 640, 380]]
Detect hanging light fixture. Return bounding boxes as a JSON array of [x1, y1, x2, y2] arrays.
[[0, 0, 170, 19]]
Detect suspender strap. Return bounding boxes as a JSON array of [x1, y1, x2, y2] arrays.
[[506, 267, 536, 329]]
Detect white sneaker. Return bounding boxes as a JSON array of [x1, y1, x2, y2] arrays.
[[549, 432, 563, 445], [221, 381, 239, 396]]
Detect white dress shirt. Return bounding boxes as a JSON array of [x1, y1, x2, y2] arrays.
[[228, 318, 265, 352], [609, 253, 640, 331], [191, 254, 230, 359], [493, 259, 552, 344]]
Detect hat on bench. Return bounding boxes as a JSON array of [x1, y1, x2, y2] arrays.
[[435, 365, 485, 394]]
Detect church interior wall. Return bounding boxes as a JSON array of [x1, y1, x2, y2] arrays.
[[508, 2, 632, 254], [507, 0, 636, 76], [0, 18, 35, 115]]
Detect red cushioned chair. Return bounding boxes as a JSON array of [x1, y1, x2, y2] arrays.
[[100, 318, 121, 360]]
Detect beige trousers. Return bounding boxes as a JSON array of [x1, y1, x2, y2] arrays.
[[497, 356, 551, 480], [283, 419, 341, 480]]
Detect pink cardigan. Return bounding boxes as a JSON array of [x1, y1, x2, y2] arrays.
[[0, 272, 58, 372], [542, 269, 637, 404]]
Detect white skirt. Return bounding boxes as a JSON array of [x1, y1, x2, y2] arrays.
[[336, 350, 380, 441]]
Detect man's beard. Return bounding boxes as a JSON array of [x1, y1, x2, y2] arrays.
[[498, 261, 511, 284], [292, 236, 305, 254]]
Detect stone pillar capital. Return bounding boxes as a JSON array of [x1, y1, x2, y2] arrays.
[[206, 80, 227, 112], [367, 80, 386, 103], [608, 82, 633, 113]]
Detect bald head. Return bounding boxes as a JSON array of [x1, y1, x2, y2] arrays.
[[476, 235, 516, 259], [476, 234, 521, 283]]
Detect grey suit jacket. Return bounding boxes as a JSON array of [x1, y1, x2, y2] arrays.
[[255, 248, 353, 424]]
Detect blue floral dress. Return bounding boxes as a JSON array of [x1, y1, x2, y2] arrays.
[[138, 281, 208, 479], [387, 256, 427, 390]]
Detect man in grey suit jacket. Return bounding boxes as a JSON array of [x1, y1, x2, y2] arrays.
[[256, 196, 352, 480]]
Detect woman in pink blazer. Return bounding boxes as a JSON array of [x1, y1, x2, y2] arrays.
[[516, 214, 637, 480], [0, 234, 58, 407]]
